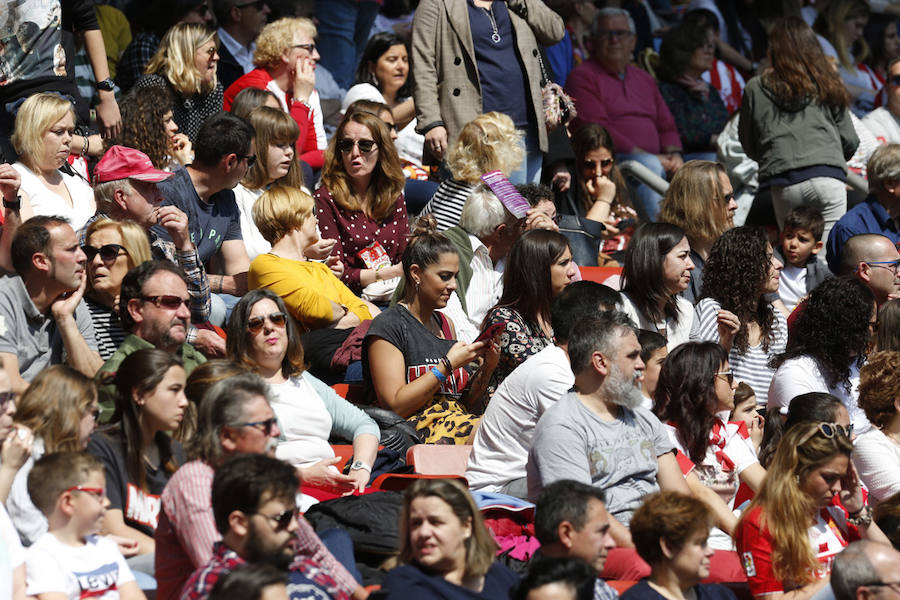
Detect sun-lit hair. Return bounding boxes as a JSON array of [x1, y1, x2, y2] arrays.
[[658, 160, 732, 249], [85, 218, 153, 267], [111, 86, 174, 169], [144, 23, 218, 96], [447, 112, 524, 184], [14, 365, 97, 453], [814, 0, 871, 71], [739, 421, 854, 585], [631, 492, 713, 565], [242, 107, 303, 190], [320, 111, 405, 221], [858, 351, 900, 428], [11, 92, 74, 165], [253, 18, 317, 70], [252, 185, 314, 245], [877, 299, 900, 352]]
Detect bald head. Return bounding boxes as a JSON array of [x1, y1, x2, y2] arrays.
[[832, 541, 900, 600], [839, 234, 900, 305]]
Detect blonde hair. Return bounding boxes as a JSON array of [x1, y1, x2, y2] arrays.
[[738, 422, 854, 586], [15, 365, 97, 453], [242, 106, 303, 190], [145, 23, 218, 96], [447, 112, 524, 184], [658, 160, 733, 248], [253, 18, 317, 70], [320, 111, 405, 221], [85, 218, 153, 268], [253, 185, 314, 244], [11, 93, 74, 165]]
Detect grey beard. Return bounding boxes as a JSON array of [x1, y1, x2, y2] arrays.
[[604, 364, 645, 411]]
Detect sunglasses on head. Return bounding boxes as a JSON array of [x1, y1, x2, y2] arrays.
[[584, 158, 613, 170], [141, 295, 191, 310], [337, 138, 378, 154], [247, 312, 287, 333], [257, 507, 297, 531], [83, 243, 126, 262], [798, 422, 854, 446]]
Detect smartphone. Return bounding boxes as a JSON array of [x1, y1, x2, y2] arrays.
[[615, 218, 636, 230], [475, 322, 506, 344]]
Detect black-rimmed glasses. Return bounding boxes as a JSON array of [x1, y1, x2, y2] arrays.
[[83, 243, 127, 263]]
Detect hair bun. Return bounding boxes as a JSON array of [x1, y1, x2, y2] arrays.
[[411, 214, 439, 238]]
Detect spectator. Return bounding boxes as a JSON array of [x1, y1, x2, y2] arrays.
[[565, 8, 683, 221], [5, 365, 98, 546], [624, 492, 737, 600], [739, 16, 858, 247], [638, 330, 667, 409], [861, 15, 900, 98], [542, 0, 599, 84], [82, 219, 153, 360], [769, 277, 875, 433], [827, 145, 900, 272], [229, 87, 281, 120], [481, 229, 577, 404], [177, 359, 248, 445], [832, 541, 900, 600], [532, 480, 618, 600], [418, 112, 524, 232], [657, 20, 729, 160], [315, 111, 408, 298], [207, 564, 287, 600], [877, 299, 900, 351], [180, 453, 348, 600], [212, 0, 271, 91], [95, 261, 207, 418], [774, 206, 831, 314], [863, 57, 900, 144], [837, 234, 900, 306], [135, 23, 223, 143], [223, 18, 325, 169], [111, 86, 193, 171], [657, 160, 737, 303], [379, 479, 520, 598], [466, 282, 620, 497], [154, 372, 363, 600], [0, 216, 100, 393], [692, 226, 787, 406], [411, 0, 564, 184], [619, 223, 696, 351], [9, 93, 95, 231], [854, 352, 900, 504], [315, 0, 380, 91], [233, 107, 306, 260], [225, 289, 379, 493], [364, 222, 497, 444], [684, 9, 746, 116], [515, 557, 598, 600], [814, 0, 877, 116], [734, 422, 890, 598], [88, 352, 184, 579]]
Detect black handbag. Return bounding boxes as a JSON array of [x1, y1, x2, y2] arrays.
[[556, 192, 606, 267]]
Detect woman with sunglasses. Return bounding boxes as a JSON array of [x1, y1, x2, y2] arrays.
[[88, 349, 187, 575], [226, 289, 379, 494], [83, 219, 154, 360], [315, 111, 408, 300], [735, 421, 890, 600], [5, 366, 98, 546], [854, 352, 900, 504], [654, 342, 764, 559], [658, 160, 737, 303], [758, 393, 853, 471], [693, 227, 786, 408]]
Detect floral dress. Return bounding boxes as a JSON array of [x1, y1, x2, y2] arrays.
[[480, 306, 552, 409]]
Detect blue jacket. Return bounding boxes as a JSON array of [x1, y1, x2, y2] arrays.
[[826, 196, 900, 272]]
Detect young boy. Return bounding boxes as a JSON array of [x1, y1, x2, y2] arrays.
[[24, 452, 144, 600], [775, 206, 832, 312]]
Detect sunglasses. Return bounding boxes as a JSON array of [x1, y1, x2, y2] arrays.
[[65, 485, 106, 500], [83, 243, 127, 263], [247, 312, 287, 333], [232, 416, 278, 435], [256, 507, 297, 531], [141, 295, 191, 310], [337, 138, 378, 154], [798, 422, 854, 446], [715, 370, 734, 385], [584, 158, 613, 170], [0, 391, 14, 410], [292, 43, 317, 53]]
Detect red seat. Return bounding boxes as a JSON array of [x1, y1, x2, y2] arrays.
[[578, 265, 623, 286]]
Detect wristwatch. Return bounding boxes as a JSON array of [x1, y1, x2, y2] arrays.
[[3, 195, 21, 211], [95, 78, 115, 92], [349, 460, 372, 473]]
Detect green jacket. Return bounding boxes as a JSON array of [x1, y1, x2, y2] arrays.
[[95, 334, 208, 422]]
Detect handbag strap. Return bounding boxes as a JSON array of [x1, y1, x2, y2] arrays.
[[535, 49, 550, 87]]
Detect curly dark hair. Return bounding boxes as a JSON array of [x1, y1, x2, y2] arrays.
[[770, 277, 875, 391], [654, 341, 728, 464], [701, 226, 777, 353], [111, 86, 175, 169]]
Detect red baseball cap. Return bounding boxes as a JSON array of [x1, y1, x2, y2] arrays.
[[94, 146, 173, 184]]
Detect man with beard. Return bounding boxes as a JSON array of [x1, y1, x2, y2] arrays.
[[94, 260, 207, 417], [0, 215, 101, 393], [526, 311, 690, 547], [180, 453, 347, 600]]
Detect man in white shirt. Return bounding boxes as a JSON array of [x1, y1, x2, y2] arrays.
[[213, 0, 271, 90], [466, 281, 621, 497], [863, 57, 900, 144]]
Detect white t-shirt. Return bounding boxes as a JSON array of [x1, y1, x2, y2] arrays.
[[270, 375, 335, 469], [863, 106, 900, 145], [233, 185, 270, 261], [777, 264, 807, 313], [438, 234, 504, 344], [768, 355, 869, 433], [25, 532, 134, 599], [620, 292, 697, 351], [0, 503, 25, 600], [466, 345, 573, 492], [13, 162, 96, 231], [853, 428, 900, 504], [340, 83, 425, 168], [6, 437, 48, 546]]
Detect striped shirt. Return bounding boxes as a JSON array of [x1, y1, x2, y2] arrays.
[[418, 178, 475, 231], [692, 298, 787, 407], [84, 298, 126, 361]]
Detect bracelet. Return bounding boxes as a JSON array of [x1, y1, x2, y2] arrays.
[[430, 366, 447, 383], [440, 356, 452, 374], [82, 135, 89, 155], [847, 505, 873, 527]]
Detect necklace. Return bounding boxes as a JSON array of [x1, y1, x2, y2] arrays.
[[481, 4, 501, 44]]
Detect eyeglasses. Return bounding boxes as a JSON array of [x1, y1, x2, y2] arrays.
[[337, 138, 378, 154], [862, 582, 900, 594], [231, 417, 278, 435], [247, 311, 287, 333], [83, 243, 127, 263], [0, 391, 14, 410], [255, 507, 297, 531], [65, 486, 106, 500], [715, 370, 734, 385], [596, 29, 633, 40], [890, 75, 900, 87], [240, 154, 257, 168], [584, 158, 613, 170], [236, 0, 266, 9], [141, 295, 191, 310], [798, 422, 854, 446], [866, 259, 900, 275], [292, 43, 317, 54]]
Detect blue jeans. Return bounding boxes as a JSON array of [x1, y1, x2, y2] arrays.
[[314, 0, 380, 90], [509, 129, 543, 185], [617, 151, 665, 222], [318, 527, 363, 584], [209, 293, 241, 327]]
